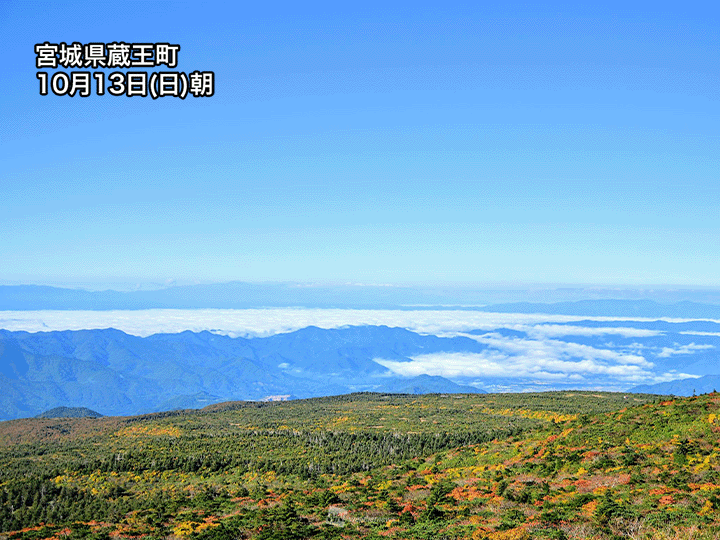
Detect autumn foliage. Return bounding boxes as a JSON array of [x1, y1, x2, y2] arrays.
[[1, 391, 720, 539]]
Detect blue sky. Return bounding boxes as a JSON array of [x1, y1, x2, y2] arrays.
[[1, 1, 719, 288]]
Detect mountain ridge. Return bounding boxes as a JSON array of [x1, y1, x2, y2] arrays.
[[629, 374, 720, 396], [0, 326, 486, 420]]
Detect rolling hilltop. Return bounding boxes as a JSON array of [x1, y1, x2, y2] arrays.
[[35, 406, 103, 419], [4, 391, 720, 539]]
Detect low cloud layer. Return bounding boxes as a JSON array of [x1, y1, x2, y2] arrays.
[[0, 308, 716, 391], [374, 331, 690, 386], [657, 343, 715, 358], [523, 325, 661, 339], [375, 350, 689, 384], [0, 308, 706, 338]]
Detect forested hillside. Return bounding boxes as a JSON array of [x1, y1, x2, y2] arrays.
[[0, 327, 485, 419], [5, 390, 720, 539]]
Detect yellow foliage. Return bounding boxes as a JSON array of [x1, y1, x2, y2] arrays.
[[375, 480, 392, 491], [116, 424, 181, 438], [330, 482, 351, 494], [471, 406, 576, 423], [172, 520, 216, 537], [485, 527, 529, 540], [699, 499, 714, 516], [262, 471, 277, 482], [173, 521, 197, 537]]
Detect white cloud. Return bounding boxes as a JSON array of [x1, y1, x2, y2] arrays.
[[1, 308, 718, 341], [374, 350, 655, 382], [648, 371, 702, 383], [467, 333, 654, 367], [524, 324, 661, 338], [375, 330, 657, 383], [0, 308, 695, 338], [656, 343, 715, 358], [376, 347, 697, 386], [371, 327, 693, 386]]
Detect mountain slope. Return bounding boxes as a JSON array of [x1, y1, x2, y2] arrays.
[[8, 392, 720, 540], [0, 326, 488, 419]]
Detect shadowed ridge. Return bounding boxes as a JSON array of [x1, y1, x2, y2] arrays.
[[35, 406, 103, 418]]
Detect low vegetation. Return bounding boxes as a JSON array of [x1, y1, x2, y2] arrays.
[[2, 391, 720, 539]]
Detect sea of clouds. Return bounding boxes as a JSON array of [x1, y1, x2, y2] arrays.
[[0, 308, 713, 391], [0, 308, 707, 338]]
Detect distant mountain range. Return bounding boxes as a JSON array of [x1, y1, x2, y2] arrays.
[[483, 299, 720, 319], [0, 326, 485, 420], [3, 285, 720, 418], [629, 375, 720, 397], [2, 283, 720, 316]]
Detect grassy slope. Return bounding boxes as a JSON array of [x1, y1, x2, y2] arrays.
[[3, 391, 720, 539]]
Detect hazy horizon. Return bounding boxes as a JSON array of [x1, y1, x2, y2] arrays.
[[5, 278, 720, 292], [4, 280, 720, 312]]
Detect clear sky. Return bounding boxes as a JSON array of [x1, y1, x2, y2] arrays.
[[1, 1, 719, 288]]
